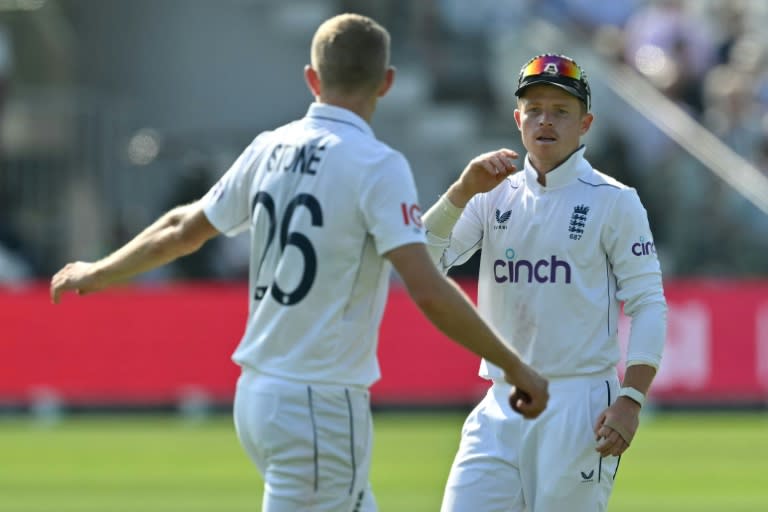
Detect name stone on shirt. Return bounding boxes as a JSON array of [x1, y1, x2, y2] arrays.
[[266, 143, 327, 175]]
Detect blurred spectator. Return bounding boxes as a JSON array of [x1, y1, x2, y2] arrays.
[[702, 64, 763, 160], [622, 0, 717, 116], [709, 0, 750, 65]]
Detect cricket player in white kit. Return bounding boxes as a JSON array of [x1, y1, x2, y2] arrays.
[[50, 15, 550, 512], [423, 54, 668, 511]]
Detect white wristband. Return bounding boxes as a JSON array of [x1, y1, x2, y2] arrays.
[[618, 387, 645, 407], [422, 194, 463, 240]]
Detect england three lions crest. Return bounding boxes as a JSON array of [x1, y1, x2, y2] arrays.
[[568, 204, 589, 240]]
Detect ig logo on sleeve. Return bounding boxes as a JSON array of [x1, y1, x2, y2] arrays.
[[400, 202, 422, 227]]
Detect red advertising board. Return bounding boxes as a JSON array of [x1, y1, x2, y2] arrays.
[[618, 280, 768, 404], [1, 280, 766, 406]]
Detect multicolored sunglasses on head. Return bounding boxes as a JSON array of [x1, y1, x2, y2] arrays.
[[516, 53, 591, 110], [519, 54, 585, 82]]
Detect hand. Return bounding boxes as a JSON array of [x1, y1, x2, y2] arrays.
[[447, 148, 519, 207], [509, 387, 531, 415], [594, 397, 641, 457], [50, 261, 104, 304], [504, 363, 549, 419]]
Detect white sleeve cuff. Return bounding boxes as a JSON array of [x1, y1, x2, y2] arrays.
[[422, 194, 464, 240]]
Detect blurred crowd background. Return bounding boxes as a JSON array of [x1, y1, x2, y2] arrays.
[[1, 0, 767, 284]]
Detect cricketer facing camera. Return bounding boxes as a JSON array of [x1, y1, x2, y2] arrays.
[[423, 54, 668, 511], [50, 14, 549, 512]]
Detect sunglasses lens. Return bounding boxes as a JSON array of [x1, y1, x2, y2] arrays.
[[521, 55, 582, 81], [516, 54, 591, 110]]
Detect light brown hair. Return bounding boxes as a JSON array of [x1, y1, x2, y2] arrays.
[[311, 13, 390, 94]]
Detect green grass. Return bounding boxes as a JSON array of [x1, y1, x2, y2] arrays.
[[610, 412, 768, 512], [1, 412, 766, 511]]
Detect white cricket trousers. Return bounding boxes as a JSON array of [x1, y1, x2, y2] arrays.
[[441, 370, 621, 512], [233, 368, 377, 512]]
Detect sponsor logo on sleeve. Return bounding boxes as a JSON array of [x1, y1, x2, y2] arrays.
[[400, 202, 422, 227], [631, 236, 656, 256]]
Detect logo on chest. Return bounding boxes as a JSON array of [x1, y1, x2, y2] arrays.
[[568, 204, 590, 240], [494, 248, 572, 284], [493, 209, 512, 230]]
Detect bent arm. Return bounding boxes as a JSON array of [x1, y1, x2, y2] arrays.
[[51, 200, 219, 302], [422, 149, 518, 267]]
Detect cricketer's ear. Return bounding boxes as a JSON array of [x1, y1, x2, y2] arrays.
[[377, 66, 396, 98], [304, 65, 322, 98]]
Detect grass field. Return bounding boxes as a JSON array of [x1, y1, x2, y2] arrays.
[[1, 411, 767, 511]]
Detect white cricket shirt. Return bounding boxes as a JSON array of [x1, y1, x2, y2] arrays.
[[202, 103, 426, 387], [434, 146, 666, 380]]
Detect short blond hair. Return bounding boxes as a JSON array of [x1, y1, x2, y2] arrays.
[[311, 13, 390, 94]]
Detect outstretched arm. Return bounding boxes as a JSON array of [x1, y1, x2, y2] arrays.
[[386, 242, 548, 419], [50, 200, 219, 303]]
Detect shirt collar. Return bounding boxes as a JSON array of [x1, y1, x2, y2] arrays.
[[524, 145, 590, 191], [305, 102, 374, 137]]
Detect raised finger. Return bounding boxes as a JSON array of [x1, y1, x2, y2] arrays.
[[497, 148, 519, 160]]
